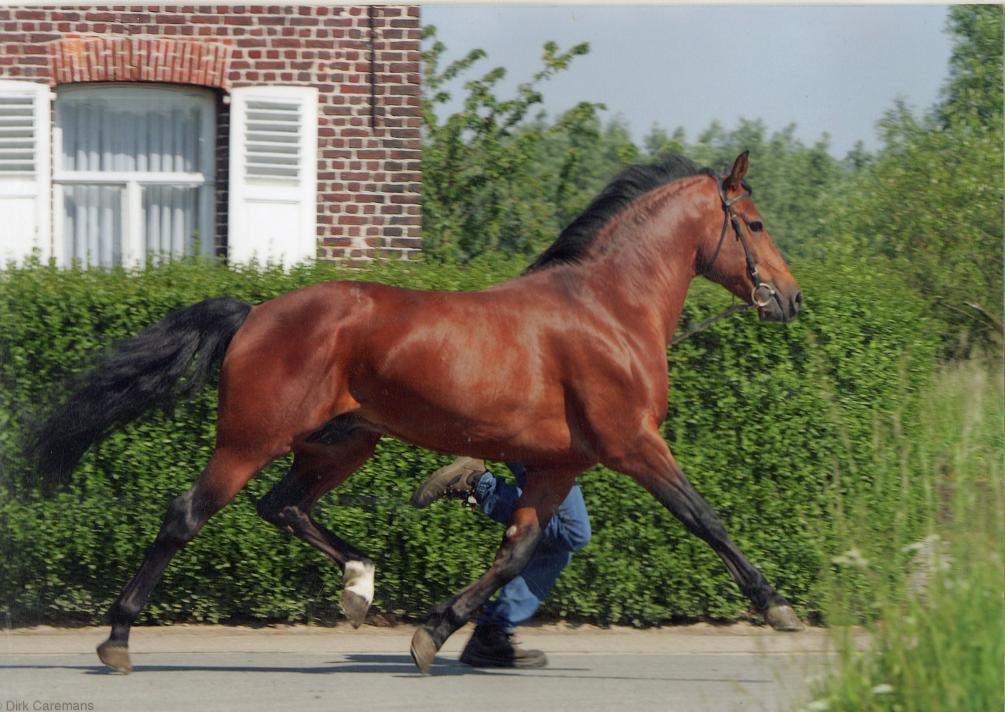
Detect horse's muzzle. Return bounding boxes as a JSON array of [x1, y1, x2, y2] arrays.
[[758, 288, 802, 323]]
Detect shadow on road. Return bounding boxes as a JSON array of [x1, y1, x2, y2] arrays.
[[0, 653, 773, 684]]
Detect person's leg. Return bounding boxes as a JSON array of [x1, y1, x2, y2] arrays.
[[409, 458, 592, 668], [460, 464, 592, 668], [412, 459, 592, 553], [478, 546, 573, 630], [477, 463, 591, 553], [459, 555, 564, 669]]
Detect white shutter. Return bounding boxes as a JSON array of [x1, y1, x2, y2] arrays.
[[228, 86, 318, 266], [0, 80, 51, 265]]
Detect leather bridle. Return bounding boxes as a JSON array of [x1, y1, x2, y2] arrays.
[[706, 175, 778, 309]]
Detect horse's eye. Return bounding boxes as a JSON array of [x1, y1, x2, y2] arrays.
[[749, 221, 763, 233]]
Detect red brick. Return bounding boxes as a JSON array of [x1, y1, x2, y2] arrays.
[[83, 12, 117, 22], [391, 238, 421, 249]]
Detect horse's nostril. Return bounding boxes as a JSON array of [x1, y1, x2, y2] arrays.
[[793, 290, 803, 313]]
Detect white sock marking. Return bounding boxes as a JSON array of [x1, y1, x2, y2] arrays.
[[344, 560, 375, 605]]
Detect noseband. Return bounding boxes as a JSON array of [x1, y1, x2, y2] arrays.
[[706, 176, 777, 309]]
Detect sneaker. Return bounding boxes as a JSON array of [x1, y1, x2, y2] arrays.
[[409, 456, 486, 508], [459, 624, 548, 669]]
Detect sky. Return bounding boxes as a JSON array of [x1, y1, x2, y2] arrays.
[[423, 5, 954, 158]]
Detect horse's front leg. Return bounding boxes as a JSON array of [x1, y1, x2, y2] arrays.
[[606, 422, 802, 631], [409, 468, 581, 673]]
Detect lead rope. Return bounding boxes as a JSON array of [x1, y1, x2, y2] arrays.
[[670, 302, 751, 346]]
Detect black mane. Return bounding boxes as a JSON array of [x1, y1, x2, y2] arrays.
[[526, 154, 716, 273]]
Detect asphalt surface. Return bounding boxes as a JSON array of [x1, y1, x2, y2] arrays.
[[1, 623, 840, 712]]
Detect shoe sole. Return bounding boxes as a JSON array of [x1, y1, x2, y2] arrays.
[[409, 461, 484, 508], [459, 652, 548, 669]]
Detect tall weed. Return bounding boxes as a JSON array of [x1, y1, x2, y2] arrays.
[[805, 360, 1004, 711]]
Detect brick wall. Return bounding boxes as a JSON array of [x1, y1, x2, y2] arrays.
[[0, 5, 422, 261]]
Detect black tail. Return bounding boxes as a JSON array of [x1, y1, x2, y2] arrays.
[[26, 296, 252, 488]]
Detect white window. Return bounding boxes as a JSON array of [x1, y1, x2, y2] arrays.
[[0, 81, 320, 269], [228, 85, 318, 266], [0, 80, 51, 265], [53, 83, 216, 267]]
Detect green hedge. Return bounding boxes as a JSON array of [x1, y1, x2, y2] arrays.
[[0, 256, 940, 625]]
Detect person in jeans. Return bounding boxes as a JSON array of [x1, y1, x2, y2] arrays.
[[410, 457, 591, 668]]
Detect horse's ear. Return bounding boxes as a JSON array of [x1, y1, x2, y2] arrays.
[[723, 150, 750, 191]]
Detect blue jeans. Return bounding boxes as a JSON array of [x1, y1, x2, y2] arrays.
[[474, 463, 591, 631]]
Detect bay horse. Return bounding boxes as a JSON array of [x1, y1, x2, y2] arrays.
[[28, 152, 804, 675]]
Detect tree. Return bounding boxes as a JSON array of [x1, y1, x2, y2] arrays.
[[420, 27, 597, 262], [541, 112, 641, 228], [828, 6, 1003, 354], [642, 124, 686, 160], [674, 118, 848, 260], [939, 5, 1004, 127]]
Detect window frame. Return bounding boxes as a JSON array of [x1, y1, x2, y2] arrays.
[[52, 83, 216, 267]]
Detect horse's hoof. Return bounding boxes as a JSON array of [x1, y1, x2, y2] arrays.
[[341, 589, 369, 629], [341, 560, 375, 629], [765, 604, 804, 631], [96, 640, 133, 673], [409, 627, 437, 674]]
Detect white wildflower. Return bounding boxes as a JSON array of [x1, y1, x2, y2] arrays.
[[905, 534, 953, 600], [831, 547, 870, 569], [871, 683, 894, 695], [902, 533, 941, 555]]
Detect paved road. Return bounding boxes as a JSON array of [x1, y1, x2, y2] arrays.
[[1, 623, 837, 712]]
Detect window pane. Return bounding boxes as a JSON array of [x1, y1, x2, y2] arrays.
[[143, 185, 199, 258], [59, 88, 204, 173], [62, 185, 122, 267]]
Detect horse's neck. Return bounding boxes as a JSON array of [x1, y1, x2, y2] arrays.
[[584, 181, 706, 344]]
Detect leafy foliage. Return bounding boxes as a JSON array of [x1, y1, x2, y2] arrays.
[[939, 5, 1004, 126], [822, 7, 1003, 356]]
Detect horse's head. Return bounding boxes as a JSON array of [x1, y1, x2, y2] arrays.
[[697, 152, 802, 322]]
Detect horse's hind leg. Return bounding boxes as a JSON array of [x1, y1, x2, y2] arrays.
[[256, 431, 381, 627], [607, 425, 802, 631], [409, 468, 581, 673], [97, 446, 271, 673]]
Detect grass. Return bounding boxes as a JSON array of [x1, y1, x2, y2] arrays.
[[803, 359, 1004, 712]]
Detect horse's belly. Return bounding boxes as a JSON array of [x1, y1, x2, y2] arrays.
[[354, 382, 576, 463]]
